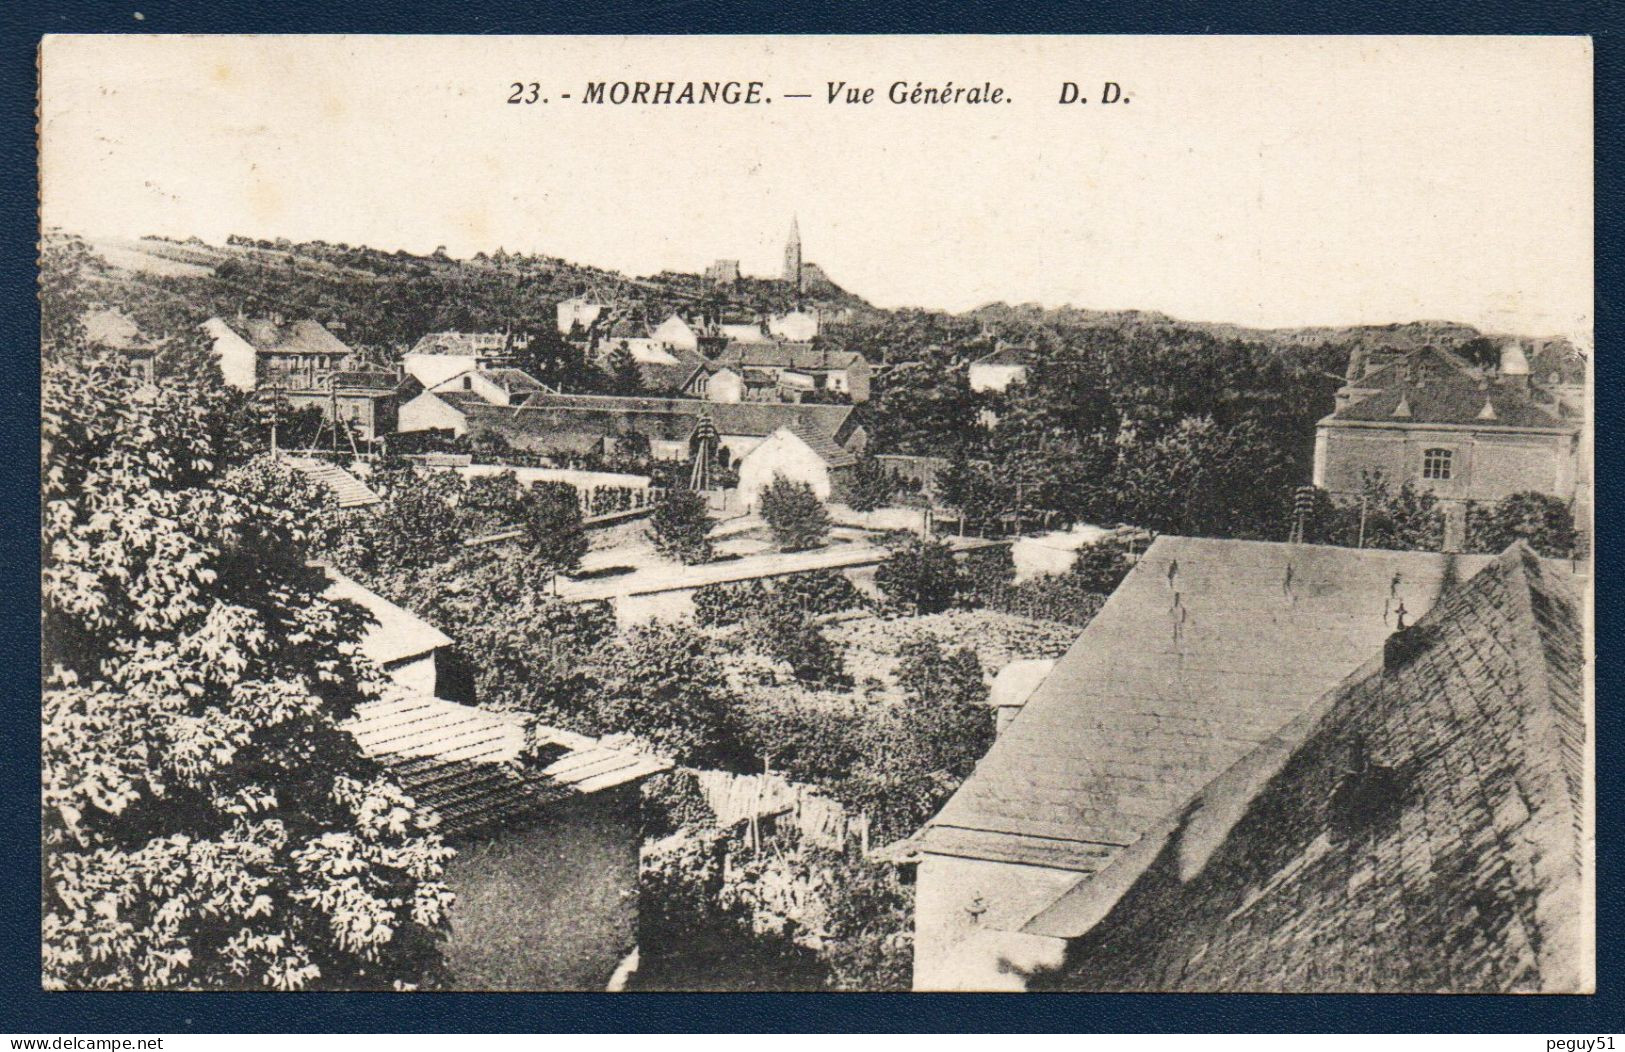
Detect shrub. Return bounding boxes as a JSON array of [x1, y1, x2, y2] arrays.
[[759, 473, 831, 551], [875, 537, 963, 614], [1465, 491, 1580, 559], [584, 621, 747, 768], [649, 488, 715, 564], [519, 480, 588, 577]]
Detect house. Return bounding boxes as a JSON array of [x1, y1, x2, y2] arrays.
[[767, 309, 820, 342], [969, 343, 1035, 393], [735, 423, 858, 508], [684, 365, 746, 404], [1020, 544, 1588, 993], [281, 369, 403, 444], [985, 659, 1055, 736], [403, 331, 524, 389], [323, 567, 455, 697], [650, 314, 701, 353], [202, 315, 357, 392], [429, 367, 551, 407], [557, 297, 606, 336], [345, 694, 671, 990], [398, 390, 865, 465], [287, 456, 382, 510], [82, 307, 157, 383], [1313, 345, 1584, 541], [712, 343, 872, 402], [911, 537, 1499, 990], [716, 321, 773, 345]]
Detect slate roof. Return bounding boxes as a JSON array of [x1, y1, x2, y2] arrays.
[[1024, 545, 1588, 993], [785, 422, 857, 469], [287, 457, 383, 509], [921, 538, 1495, 872], [407, 331, 516, 357], [1330, 348, 1571, 430], [82, 308, 152, 351], [715, 343, 865, 372], [346, 696, 671, 837], [973, 344, 1036, 369], [230, 318, 354, 358], [446, 392, 858, 448], [322, 567, 453, 666]]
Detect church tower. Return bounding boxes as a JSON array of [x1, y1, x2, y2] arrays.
[[783, 216, 803, 290]]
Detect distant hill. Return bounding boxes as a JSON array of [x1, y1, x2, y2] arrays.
[[72, 234, 1579, 372], [76, 234, 871, 355], [965, 302, 1577, 360]]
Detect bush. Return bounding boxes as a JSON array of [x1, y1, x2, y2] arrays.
[[759, 473, 831, 551], [649, 489, 715, 564], [584, 621, 747, 768], [519, 480, 588, 576], [1465, 491, 1580, 559], [1070, 539, 1133, 593], [874, 537, 963, 614]]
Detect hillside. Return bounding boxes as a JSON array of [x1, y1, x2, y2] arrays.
[[75, 234, 872, 357]]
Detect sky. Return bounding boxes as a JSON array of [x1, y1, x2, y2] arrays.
[[39, 35, 1593, 336]]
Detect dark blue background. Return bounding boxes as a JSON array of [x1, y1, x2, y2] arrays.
[[3, 0, 1619, 1033]]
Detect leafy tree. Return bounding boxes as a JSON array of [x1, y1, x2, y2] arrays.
[[874, 537, 963, 615], [42, 360, 454, 990], [743, 597, 847, 687], [649, 489, 714, 565], [357, 470, 466, 572], [1113, 416, 1297, 539], [1465, 491, 1580, 559], [845, 455, 895, 514], [519, 481, 588, 581], [1303, 472, 1445, 552], [366, 548, 616, 721], [759, 474, 831, 551], [584, 621, 746, 767], [462, 470, 525, 526], [1069, 539, 1133, 594], [607, 343, 644, 394]]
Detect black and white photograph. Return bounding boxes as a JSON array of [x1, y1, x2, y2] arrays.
[[36, 34, 1594, 995]]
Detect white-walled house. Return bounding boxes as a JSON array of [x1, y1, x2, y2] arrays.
[[968, 344, 1035, 393], [322, 567, 454, 697], [428, 367, 549, 407], [650, 314, 701, 353], [767, 310, 819, 342], [200, 317, 262, 391], [557, 298, 606, 336], [736, 423, 857, 509]]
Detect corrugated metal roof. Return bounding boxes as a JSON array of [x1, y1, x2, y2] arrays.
[[346, 696, 672, 836], [922, 538, 1496, 872], [1024, 545, 1587, 993]]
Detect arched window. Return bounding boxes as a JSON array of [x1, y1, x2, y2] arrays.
[[1422, 448, 1453, 481]]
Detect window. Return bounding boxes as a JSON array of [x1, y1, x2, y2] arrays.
[[1422, 448, 1453, 481]]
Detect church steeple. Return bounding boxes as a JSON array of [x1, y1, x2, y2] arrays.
[[783, 216, 803, 290]]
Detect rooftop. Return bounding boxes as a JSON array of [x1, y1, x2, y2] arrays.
[[346, 695, 671, 837], [783, 421, 857, 468], [921, 537, 1496, 872], [715, 343, 864, 372], [287, 456, 382, 509], [322, 566, 453, 666], [228, 317, 354, 358], [1331, 348, 1573, 430], [1025, 545, 1588, 993]]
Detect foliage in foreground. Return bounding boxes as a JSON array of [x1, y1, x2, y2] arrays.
[[41, 357, 454, 990]]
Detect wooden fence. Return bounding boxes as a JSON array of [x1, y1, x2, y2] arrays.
[[692, 768, 870, 854]]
